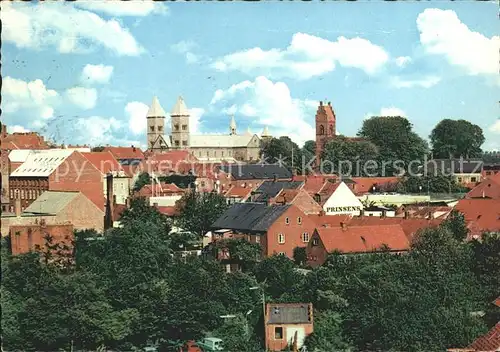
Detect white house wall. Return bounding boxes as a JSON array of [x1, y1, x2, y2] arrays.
[[323, 182, 363, 216]]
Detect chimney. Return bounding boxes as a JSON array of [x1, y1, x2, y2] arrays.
[[104, 173, 114, 230], [131, 145, 136, 152], [15, 198, 21, 217]]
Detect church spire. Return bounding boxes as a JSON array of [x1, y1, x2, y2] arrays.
[[262, 126, 270, 137], [147, 96, 166, 118], [229, 115, 237, 135], [171, 96, 190, 117]]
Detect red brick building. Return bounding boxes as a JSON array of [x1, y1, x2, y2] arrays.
[[8, 149, 104, 212], [265, 303, 314, 351], [270, 188, 323, 215], [306, 224, 409, 267], [315, 101, 336, 163], [211, 202, 318, 259], [9, 223, 74, 256]]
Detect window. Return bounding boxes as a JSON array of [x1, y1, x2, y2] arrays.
[[222, 151, 224, 157], [471, 177, 477, 183], [255, 236, 260, 244], [278, 233, 285, 244], [182, 140, 188, 146], [458, 177, 463, 182], [182, 124, 187, 130], [175, 141, 180, 146], [206, 151, 209, 157], [302, 232, 309, 242], [314, 194, 321, 203], [27, 228, 33, 250], [174, 124, 179, 131], [274, 327, 283, 340], [297, 217, 302, 225], [319, 125, 325, 135], [158, 126, 163, 132], [21, 190, 25, 199], [312, 238, 319, 246], [329, 125, 334, 135], [214, 151, 217, 157], [150, 126, 155, 132], [285, 217, 289, 225], [278, 252, 285, 256]]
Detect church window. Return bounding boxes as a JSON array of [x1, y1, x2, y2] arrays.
[[214, 151, 217, 157], [319, 125, 325, 135], [182, 140, 187, 146], [175, 141, 180, 146], [206, 151, 209, 157], [158, 126, 163, 132], [182, 125, 187, 131], [150, 126, 155, 132], [329, 125, 334, 135], [174, 124, 179, 131]]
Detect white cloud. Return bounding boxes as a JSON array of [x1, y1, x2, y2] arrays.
[[171, 40, 200, 64], [189, 108, 204, 134], [66, 87, 98, 109], [1, 2, 143, 56], [81, 64, 114, 84], [365, 107, 407, 120], [73, 0, 168, 17], [74, 116, 123, 145], [395, 56, 412, 67], [390, 75, 441, 88], [8, 125, 30, 133], [212, 33, 389, 80], [489, 120, 500, 134], [417, 8, 500, 76], [2, 76, 58, 122], [210, 76, 316, 146], [125, 101, 149, 135]]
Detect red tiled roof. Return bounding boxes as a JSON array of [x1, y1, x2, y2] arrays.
[[467, 322, 500, 351], [155, 205, 179, 216], [351, 177, 400, 195], [103, 146, 145, 160], [274, 188, 301, 204], [82, 151, 122, 175], [136, 183, 185, 197], [467, 177, 500, 200], [1, 132, 49, 150], [147, 150, 198, 165], [455, 199, 500, 238], [301, 175, 337, 194], [316, 181, 341, 206], [493, 296, 500, 308], [315, 224, 409, 254], [224, 186, 253, 199]]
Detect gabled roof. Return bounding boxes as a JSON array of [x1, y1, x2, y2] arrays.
[[1, 132, 49, 150], [220, 164, 292, 181], [10, 149, 75, 177], [424, 159, 483, 174], [147, 96, 166, 118], [147, 150, 198, 165], [171, 96, 190, 116], [211, 202, 291, 232], [23, 191, 80, 215], [315, 224, 409, 254], [82, 151, 122, 175], [454, 199, 500, 237], [253, 180, 304, 202], [103, 146, 145, 160], [351, 177, 400, 194], [151, 134, 171, 149], [467, 177, 500, 200], [224, 186, 253, 199]]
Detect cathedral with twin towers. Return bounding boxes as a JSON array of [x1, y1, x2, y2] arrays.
[[146, 96, 271, 162]]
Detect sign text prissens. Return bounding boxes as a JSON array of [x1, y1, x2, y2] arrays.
[[326, 206, 361, 213]]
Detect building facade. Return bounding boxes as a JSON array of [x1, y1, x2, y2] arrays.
[[315, 101, 336, 163], [145, 96, 268, 162]]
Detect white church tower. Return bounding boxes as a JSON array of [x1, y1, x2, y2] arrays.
[[171, 96, 190, 149], [146, 96, 169, 151]]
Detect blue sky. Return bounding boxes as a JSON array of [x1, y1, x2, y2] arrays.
[[2, 1, 499, 150]]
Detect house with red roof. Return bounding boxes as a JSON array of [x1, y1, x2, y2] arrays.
[[320, 181, 364, 216], [454, 199, 500, 239], [270, 188, 323, 215], [223, 185, 254, 204], [82, 151, 131, 205], [306, 223, 410, 267], [466, 174, 500, 200]]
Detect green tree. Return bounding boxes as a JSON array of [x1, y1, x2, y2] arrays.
[[293, 246, 307, 266], [261, 136, 303, 171], [133, 172, 151, 192], [358, 116, 428, 175], [441, 210, 469, 241], [321, 136, 380, 176], [430, 119, 485, 159], [399, 173, 469, 194], [301, 140, 316, 166], [176, 191, 229, 237], [304, 310, 352, 352]]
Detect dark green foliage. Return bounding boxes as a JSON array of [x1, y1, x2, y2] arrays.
[[482, 151, 500, 164], [321, 135, 380, 175], [441, 210, 469, 241], [261, 136, 306, 173], [210, 238, 262, 270], [470, 233, 500, 303], [304, 310, 352, 352], [358, 116, 428, 175], [176, 191, 229, 236], [91, 146, 105, 152], [430, 119, 485, 159], [158, 174, 197, 189], [133, 172, 151, 192], [293, 246, 307, 266], [399, 173, 469, 193]]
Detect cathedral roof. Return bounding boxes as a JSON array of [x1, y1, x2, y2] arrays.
[[190, 134, 259, 148], [147, 96, 166, 118], [262, 126, 270, 137], [171, 96, 190, 116], [230, 115, 237, 129]]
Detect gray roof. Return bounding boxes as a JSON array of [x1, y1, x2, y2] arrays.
[[424, 159, 483, 174], [23, 191, 80, 215], [267, 304, 311, 324], [220, 164, 292, 180], [253, 180, 304, 202], [211, 202, 291, 232]]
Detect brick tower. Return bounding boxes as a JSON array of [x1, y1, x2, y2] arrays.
[[315, 101, 336, 164]]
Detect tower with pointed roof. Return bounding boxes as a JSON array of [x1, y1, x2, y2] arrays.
[[171, 96, 190, 149], [261, 126, 272, 143], [229, 115, 237, 135], [147, 96, 168, 151]]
